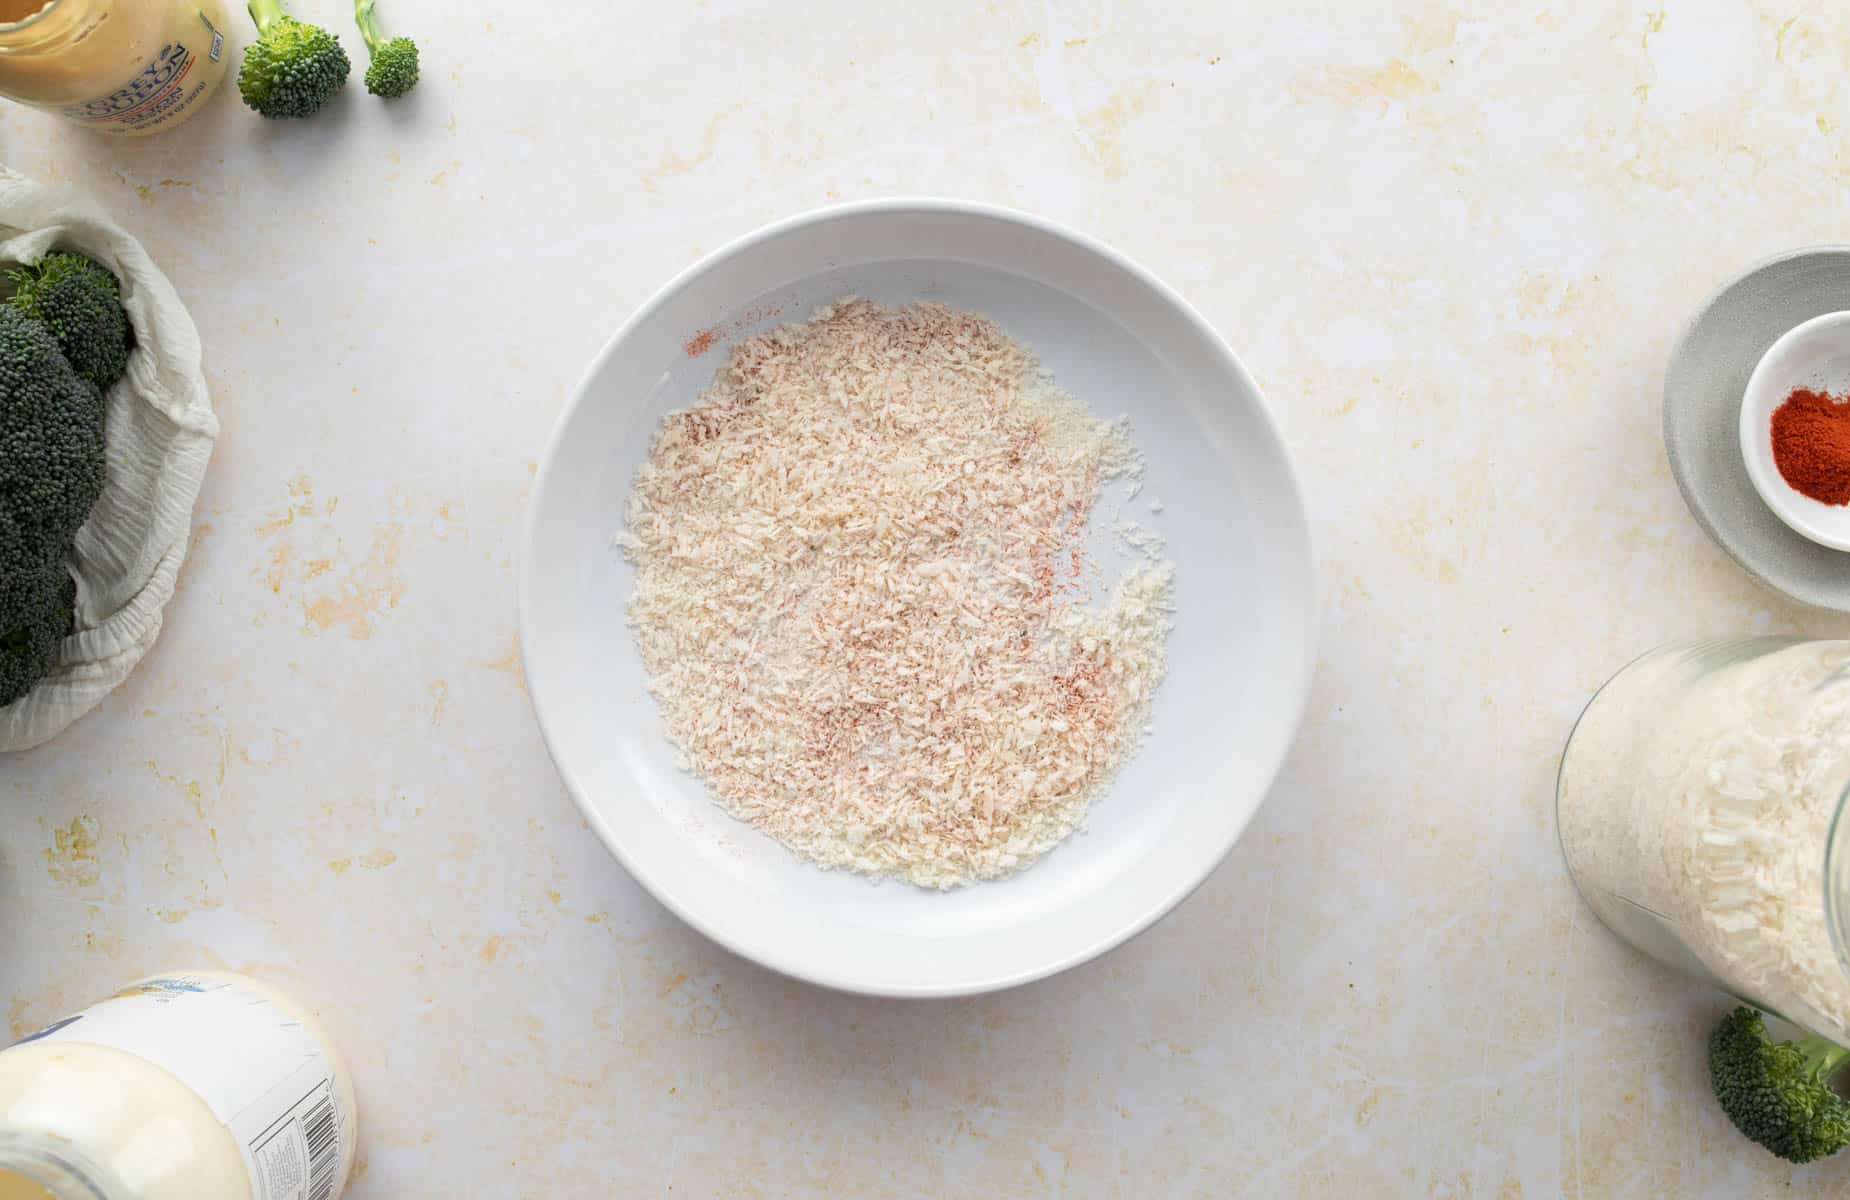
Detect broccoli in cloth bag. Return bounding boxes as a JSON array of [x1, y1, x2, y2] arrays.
[[0, 168, 216, 752]]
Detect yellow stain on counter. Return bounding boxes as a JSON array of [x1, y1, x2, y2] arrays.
[[44, 816, 101, 887], [264, 543, 292, 593], [1776, 15, 1799, 60], [1079, 86, 1152, 177], [255, 509, 295, 537], [1343, 58, 1435, 101], [1293, 57, 1436, 107], [7, 996, 34, 1040], [142, 760, 227, 883], [303, 524, 407, 640], [432, 501, 464, 542], [256, 476, 320, 538], [1641, 8, 1665, 50], [485, 635, 526, 694], [641, 107, 737, 192], [329, 848, 396, 874]]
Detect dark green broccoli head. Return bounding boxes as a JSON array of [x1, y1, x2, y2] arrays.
[[0, 306, 104, 706], [1711, 1006, 1850, 1164], [0, 305, 107, 552], [238, 8, 351, 119], [0, 570, 74, 708], [6, 252, 131, 393], [364, 36, 419, 98]]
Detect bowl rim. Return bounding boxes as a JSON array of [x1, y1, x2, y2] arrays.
[[1738, 308, 1850, 552], [518, 195, 1319, 997]]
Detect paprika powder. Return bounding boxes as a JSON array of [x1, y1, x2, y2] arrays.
[[1770, 387, 1850, 506]]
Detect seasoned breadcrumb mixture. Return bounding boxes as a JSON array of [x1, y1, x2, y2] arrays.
[[620, 299, 1174, 888]]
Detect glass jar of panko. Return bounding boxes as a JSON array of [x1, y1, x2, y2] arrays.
[[0, 0, 229, 135], [1558, 638, 1850, 1044]]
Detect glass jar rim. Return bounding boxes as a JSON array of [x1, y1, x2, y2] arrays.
[[0, 1135, 114, 1200], [0, 1, 58, 35]]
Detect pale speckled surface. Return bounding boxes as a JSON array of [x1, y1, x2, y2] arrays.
[[4, 1, 1850, 1195]]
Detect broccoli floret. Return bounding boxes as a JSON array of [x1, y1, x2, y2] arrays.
[[238, 0, 351, 119], [354, 0, 418, 98], [0, 572, 75, 708], [0, 306, 105, 707], [6, 252, 132, 393], [1711, 1006, 1850, 1163]]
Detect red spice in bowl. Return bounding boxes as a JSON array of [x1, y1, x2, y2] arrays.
[[1770, 387, 1850, 506]]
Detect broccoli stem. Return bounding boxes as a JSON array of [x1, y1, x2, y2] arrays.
[[354, 0, 385, 53], [247, 0, 286, 33], [1802, 1036, 1850, 1086]]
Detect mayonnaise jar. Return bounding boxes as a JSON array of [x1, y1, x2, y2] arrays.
[[0, 0, 230, 136], [0, 972, 357, 1200]]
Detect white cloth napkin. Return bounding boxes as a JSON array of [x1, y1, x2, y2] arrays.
[[0, 167, 216, 752]]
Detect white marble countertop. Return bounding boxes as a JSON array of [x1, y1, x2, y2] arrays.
[[6, 2, 1850, 1194]]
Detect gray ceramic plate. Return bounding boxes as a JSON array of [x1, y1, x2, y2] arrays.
[[1665, 246, 1850, 611]]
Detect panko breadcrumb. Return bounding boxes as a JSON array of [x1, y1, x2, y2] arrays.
[[620, 298, 1175, 888]]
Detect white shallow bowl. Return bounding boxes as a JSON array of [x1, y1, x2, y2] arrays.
[[1740, 310, 1850, 552], [521, 199, 1317, 997]]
